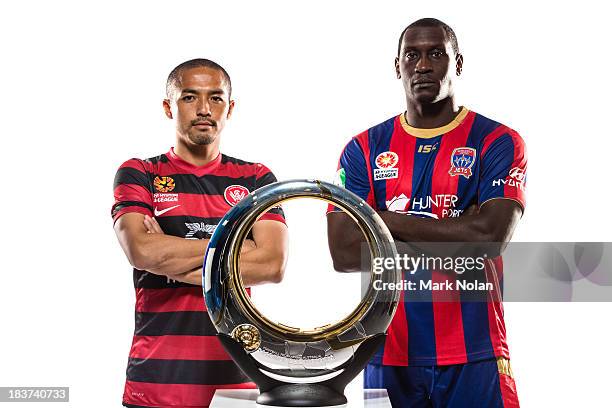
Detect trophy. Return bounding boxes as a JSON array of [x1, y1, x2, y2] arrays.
[[203, 180, 400, 406]]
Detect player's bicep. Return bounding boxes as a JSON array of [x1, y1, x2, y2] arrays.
[[326, 211, 355, 244], [251, 219, 289, 255], [113, 212, 148, 266], [478, 199, 523, 245]]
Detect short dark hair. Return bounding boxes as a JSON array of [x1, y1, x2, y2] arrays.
[[166, 58, 232, 99], [397, 18, 459, 56]]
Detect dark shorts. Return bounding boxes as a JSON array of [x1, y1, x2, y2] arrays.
[[364, 357, 519, 407]]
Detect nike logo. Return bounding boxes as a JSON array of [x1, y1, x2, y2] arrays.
[[154, 205, 181, 217]]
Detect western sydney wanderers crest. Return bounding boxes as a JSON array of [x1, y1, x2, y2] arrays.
[[374, 151, 399, 181], [224, 185, 250, 206], [153, 176, 175, 192], [449, 147, 476, 179]]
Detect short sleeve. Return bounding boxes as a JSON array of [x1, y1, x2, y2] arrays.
[[111, 159, 154, 223], [255, 163, 286, 224], [478, 129, 527, 211], [327, 135, 373, 213]]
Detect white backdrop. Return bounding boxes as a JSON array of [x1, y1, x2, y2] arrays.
[[0, 1, 610, 407]]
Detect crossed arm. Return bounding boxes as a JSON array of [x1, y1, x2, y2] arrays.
[[327, 199, 522, 272], [114, 212, 289, 286]]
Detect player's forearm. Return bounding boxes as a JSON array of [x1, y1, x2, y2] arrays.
[[162, 240, 260, 286], [378, 210, 513, 258], [379, 199, 524, 257], [329, 241, 365, 272], [379, 211, 495, 243], [129, 233, 208, 275], [238, 246, 286, 287], [168, 267, 203, 286], [170, 248, 287, 287]]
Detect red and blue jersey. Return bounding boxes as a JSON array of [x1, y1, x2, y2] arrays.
[[332, 108, 526, 366]]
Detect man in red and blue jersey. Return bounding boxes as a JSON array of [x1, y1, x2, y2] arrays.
[[327, 19, 524, 407], [112, 59, 289, 407]]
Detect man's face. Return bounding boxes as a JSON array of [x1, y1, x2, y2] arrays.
[[163, 67, 233, 146], [395, 26, 462, 105]]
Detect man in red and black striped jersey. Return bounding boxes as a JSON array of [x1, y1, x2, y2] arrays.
[[327, 20, 523, 407], [112, 59, 288, 408]]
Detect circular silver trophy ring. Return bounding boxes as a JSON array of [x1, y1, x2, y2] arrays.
[[204, 179, 400, 379]]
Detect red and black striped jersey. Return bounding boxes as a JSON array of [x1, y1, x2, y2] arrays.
[[330, 108, 527, 366], [112, 148, 285, 408]]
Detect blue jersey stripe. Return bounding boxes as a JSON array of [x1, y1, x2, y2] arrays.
[[460, 302, 497, 362], [455, 117, 484, 210], [340, 138, 371, 201], [368, 117, 395, 209], [410, 137, 443, 216], [479, 134, 515, 204], [470, 112, 501, 142], [460, 265, 495, 361]]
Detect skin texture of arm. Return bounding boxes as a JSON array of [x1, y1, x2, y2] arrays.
[[156, 218, 288, 287], [114, 212, 209, 275], [115, 212, 288, 287], [167, 219, 289, 287], [327, 199, 522, 272], [237, 219, 289, 287]]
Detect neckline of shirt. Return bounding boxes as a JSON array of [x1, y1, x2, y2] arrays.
[[167, 147, 222, 173], [399, 106, 469, 139]]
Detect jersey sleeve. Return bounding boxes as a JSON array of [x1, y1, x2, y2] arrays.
[[327, 135, 373, 213], [255, 164, 286, 224], [111, 158, 154, 223], [478, 129, 527, 210]]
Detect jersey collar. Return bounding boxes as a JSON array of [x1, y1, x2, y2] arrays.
[[399, 106, 469, 138], [167, 147, 222, 174]]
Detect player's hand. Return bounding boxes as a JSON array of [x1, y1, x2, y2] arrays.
[[144, 215, 164, 234]]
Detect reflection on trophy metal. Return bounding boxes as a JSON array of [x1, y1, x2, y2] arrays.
[[203, 180, 400, 406]]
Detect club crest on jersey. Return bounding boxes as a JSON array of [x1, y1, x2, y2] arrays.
[[224, 185, 249, 206], [448, 148, 476, 179], [374, 151, 399, 181], [153, 176, 175, 192]]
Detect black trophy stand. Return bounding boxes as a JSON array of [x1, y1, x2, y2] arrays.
[[217, 333, 385, 407]]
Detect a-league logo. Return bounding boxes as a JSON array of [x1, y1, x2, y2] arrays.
[[375, 151, 399, 169], [153, 176, 175, 192], [374, 151, 399, 181], [449, 147, 476, 179]]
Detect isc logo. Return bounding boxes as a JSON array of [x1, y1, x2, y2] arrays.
[[418, 144, 438, 153]]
